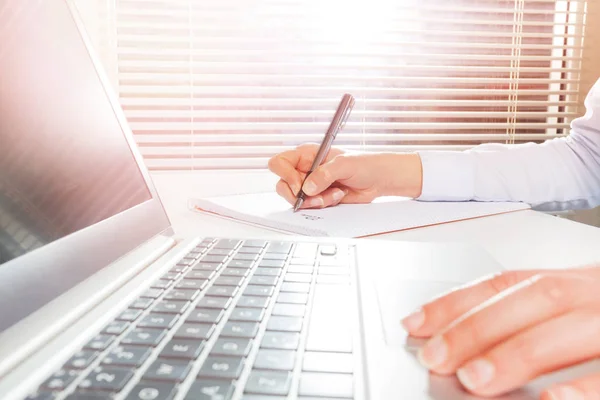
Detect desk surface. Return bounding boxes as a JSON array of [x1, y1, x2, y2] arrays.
[[151, 171, 600, 271]]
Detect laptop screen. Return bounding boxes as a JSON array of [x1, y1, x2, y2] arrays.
[[0, 3, 152, 266]]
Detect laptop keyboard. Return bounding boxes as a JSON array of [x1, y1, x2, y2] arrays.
[[25, 238, 359, 400]]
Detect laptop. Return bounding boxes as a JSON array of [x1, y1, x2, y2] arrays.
[[1, 1, 594, 399]]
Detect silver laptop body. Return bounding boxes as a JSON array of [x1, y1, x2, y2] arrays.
[[2, 1, 596, 399]]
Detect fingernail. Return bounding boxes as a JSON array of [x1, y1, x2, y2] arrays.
[[546, 385, 585, 400], [332, 189, 345, 202], [401, 309, 425, 332], [292, 183, 301, 195], [418, 336, 448, 369], [457, 358, 495, 391], [303, 180, 317, 195]]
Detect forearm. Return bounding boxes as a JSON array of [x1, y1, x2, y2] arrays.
[[414, 79, 600, 211]]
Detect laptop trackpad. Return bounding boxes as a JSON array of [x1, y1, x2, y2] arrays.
[[374, 278, 459, 347]]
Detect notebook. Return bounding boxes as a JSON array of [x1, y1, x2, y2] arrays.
[[189, 192, 530, 237]]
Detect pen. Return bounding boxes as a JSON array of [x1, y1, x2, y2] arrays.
[[293, 93, 355, 212]]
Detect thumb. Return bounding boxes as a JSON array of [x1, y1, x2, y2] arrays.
[[302, 156, 352, 196]]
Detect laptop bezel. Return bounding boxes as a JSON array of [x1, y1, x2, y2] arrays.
[[0, 0, 173, 333]]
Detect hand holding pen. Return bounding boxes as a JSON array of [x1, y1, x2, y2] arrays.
[[293, 93, 355, 212]]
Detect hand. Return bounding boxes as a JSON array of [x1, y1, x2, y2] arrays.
[[267, 143, 423, 209], [401, 267, 600, 399]]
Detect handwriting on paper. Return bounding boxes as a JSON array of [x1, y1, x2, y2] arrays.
[[300, 213, 323, 221]]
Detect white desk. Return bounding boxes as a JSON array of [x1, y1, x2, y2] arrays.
[[152, 171, 600, 271]]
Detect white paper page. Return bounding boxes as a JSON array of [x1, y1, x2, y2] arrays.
[[191, 192, 530, 237]]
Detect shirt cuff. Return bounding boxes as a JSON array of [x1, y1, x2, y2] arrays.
[[416, 151, 476, 201]]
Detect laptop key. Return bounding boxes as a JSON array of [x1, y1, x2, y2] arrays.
[[283, 273, 312, 283], [102, 346, 152, 367], [201, 255, 227, 264], [25, 393, 55, 400], [138, 313, 178, 329], [221, 267, 249, 277], [153, 300, 190, 314], [141, 288, 163, 299], [214, 239, 241, 249], [306, 285, 352, 353], [196, 296, 231, 309], [143, 359, 192, 382], [174, 323, 215, 340], [102, 321, 129, 335], [187, 308, 224, 324], [276, 293, 309, 305], [254, 268, 281, 277], [298, 372, 353, 398], [151, 280, 171, 290], [259, 260, 285, 268], [229, 307, 265, 322], [65, 393, 111, 400], [232, 253, 257, 262], [227, 259, 254, 269], [164, 289, 199, 301], [41, 369, 79, 390], [244, 285, 274, 297], [280, 282, 310, 293], [176, 280, 208, 291], [185, 379, 235, 400], [160, 339, 205, 360], [243, 239, 268, 248], [79, 367, 134, 391], [211, 337, 252, 357], [253, 349, 296, 371], [303, 352, 354, 374], [261, 332, 300, 350], [267, 242, 293, 254], [171, 264, 188, 273], [121, 328, 167, 346], [84, 334, 115, 351], [207, 286, 239, 298], [65, 350, 97, 370], [319, 244, 337, 256], [262, 253, 288, 261], [214, 276, 244, 286], [238, 246, 262, 254], [185, 270, 214, 280], [244, 370, 292, 396], [249, 275, 278, 286], [193, 263, 221, 271], [266, 316, 303, 332], [162, 272, 180, 281], [198, 356, 244, 379], [189, 268, 214, 279], [130, 297, 153, 310], [207, 248, 234, 256], [116, 309, 142, 322], [271, 303, 305, 317], [221, 321, 259, 338], [126, 382, 177, 400], [286, 265, 314, 274], [237, 296, 269, 309]]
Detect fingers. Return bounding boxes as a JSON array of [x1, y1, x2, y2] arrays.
[[276, 179, 346, 209], [543, 372, 600, 400], [275, 179, 298, 205], [268, 149, 309, 195], [302, 156, 354, 196], [417, 273, 594, 375], [455, 309, 600, 397], [402, 270, 538, 338]]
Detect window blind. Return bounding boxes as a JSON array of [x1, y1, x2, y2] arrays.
[[106, 0, 588, 170]]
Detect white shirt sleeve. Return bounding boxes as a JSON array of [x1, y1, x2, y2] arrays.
[[416, 78, 600, 212]]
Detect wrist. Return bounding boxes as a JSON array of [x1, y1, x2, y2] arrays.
[[377, 153, 423, 198]]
